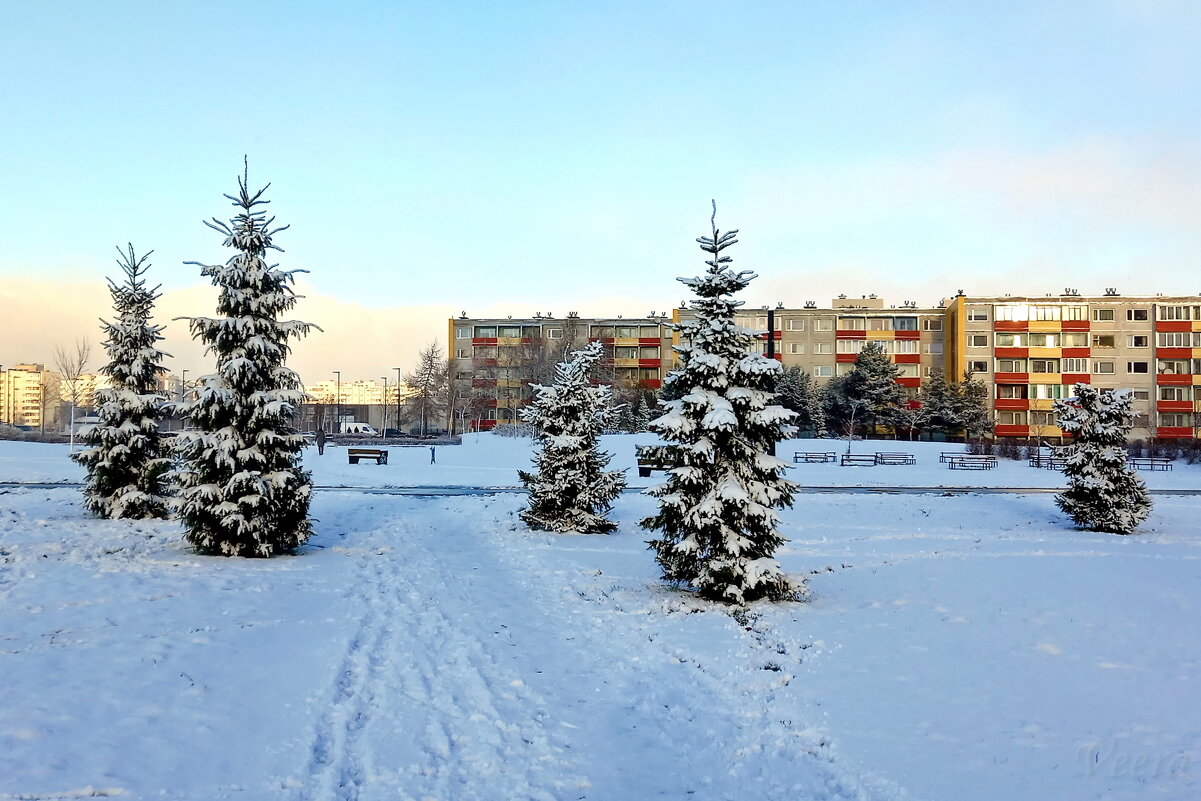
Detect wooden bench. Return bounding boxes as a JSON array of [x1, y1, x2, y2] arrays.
[[1128, 457, 1173, 471], [875, 452, 917, 465], [840, 454, 878, 466], [347, 448, 388, 465], [794, 451, 837, 463], [947, 455, 996, 470], [1028, 454, 1068, 470], [636, 445, 678, 477], [940, 451, 970, 463]]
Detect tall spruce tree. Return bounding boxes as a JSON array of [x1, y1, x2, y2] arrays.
[[642, 206, 798, 604], [954, 370, 993, 443], [518, 340, 626, 533], [1054, 384, 1151, 534], [175, 164, 317, 557], [72, 245, 171, 519], [776, 365, 826, 437]]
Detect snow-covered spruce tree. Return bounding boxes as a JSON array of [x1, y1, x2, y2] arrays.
[[1054, 384, 1151, 534], [175, 165, 317, 557], [72, 245, 171, 519], [518, 340, 626, 533], [641, 207, 799, 604], [954, 370, 993, 443]]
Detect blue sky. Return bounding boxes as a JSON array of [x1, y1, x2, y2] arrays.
[[2, 1, 1199, 377]]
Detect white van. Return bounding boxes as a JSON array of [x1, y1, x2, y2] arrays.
[[338, 422, 378, 436]]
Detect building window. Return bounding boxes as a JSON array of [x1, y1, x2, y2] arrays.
[[1127, 362, 1149, 374], [1160, 413, 1194, 428], [994, 332, 1024, 347], [785, 319, 805, 331], [1030, 384, 1068, 400], [924, 319, 943, 331], [893, 340, 918, 354], [1031, 305, 1061, 321], [968, 360, 988, 373], [897, 364, 920, 377], [994, 305, 1028, 321], [1133, 389, 1150, 401], [456, 327, 470, 339], [893, 317, 918, 331], [1061, 332, 1087, 347], [839, 317, 866, 330], [836, 363, 855, 376], [814, 319, 834, 331], [1156, 331, 1199, 348], [968, 309, 989, 321], [997, 384, 1028, 399], [969, 334, 988, 347], [639, 346, 660, 359], [474, 346, 498, 358], [1091, 335, 1115, 349], [924, 342, 943, 354], [837, 339, 865, 354], [498, 325, 521, 338], [996, 358, 1028, 373], [1063, 306, 1087, 321], [787, 343, 804, 354], [1031, 359, 1060, 373], [1127, 309, 1149, 321], [1157, 360, 1190, 375], [455, 348, 470, 359], [1159, 386, 1191, 402], [813, 342, 833, 354], [1062, 358, 1088, 373], [1158, 305, 1201, 321], [1092, 361, 1115, 374], [545, 327, 563, 339], [1092, 309, 1115, 322], [868, 317, 892, 331], [474, 325, 497, 338], [1127, 335, 1148, 348], [813, 365, 834, 377], [1026, 333, 1059, 348], [997, 410, 1027, 425]]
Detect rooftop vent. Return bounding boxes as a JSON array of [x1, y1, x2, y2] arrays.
[[956, 289, 964, 296], [459, 311, 468, 319], [534, 312, 542, 318], [1104, 287, 1119, 296], [1064, 287, 1079, 296], [804, 301, 817, 309]]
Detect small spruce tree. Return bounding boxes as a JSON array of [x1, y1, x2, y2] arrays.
[[955, 370, 994, 443], [72, 245, 171, 519], [641, 205, 798, 604], [918, 369, 959, 439], [518, 340, 626, 533], [175, 163, 318, 557], [1054, 384, 1151, 534]]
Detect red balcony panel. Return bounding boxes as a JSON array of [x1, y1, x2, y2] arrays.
[[640, 379, 663, 389], [1157, 373, 1193, 385], [895, 329, 921, 340], [472, 337, 498, 345], [1158, 401, 1194, 413], [995, 372, 1029, 383], [772, 353, 783, 361], [1157, 348, 1192, 359], [474, 358, 498, 368], [836, 329, 866, 339], [1156, 426, 1194, 439], [994, 321, 1029, 331], [757, 331, 783, 340], [479, 419, 498, 430], [995, 424, 1030, 437], [1156, 321, 1192, 332], [637, 359, 662, 368], [1062, 320, 1090, 331], [1062, 374, 1091, 385], [599, 337, 616, 344], [638, 337, 662, 345], [905, 400, 922, 410], [894, 354, 921, 364], [1062, 347, 1090, 358], [471, 378, 497, 388], [836, 353, 858, 363], [897, 377, 920, 388], [995, 347, 1029, 358], [994, 398, 1030, 411], [483, 399, 498, 408]]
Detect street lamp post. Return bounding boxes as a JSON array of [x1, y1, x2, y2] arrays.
[[380, 376, 388, 438], [333, 371, 341, 434], [393, 367, 402, 437]]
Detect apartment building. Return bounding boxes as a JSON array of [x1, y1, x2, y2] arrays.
[[0, 364, 65, 431], [946, 292, 1201, 440], [448, 313, 674, 429]]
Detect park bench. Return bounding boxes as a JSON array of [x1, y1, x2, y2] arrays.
[[946, 455, 997, 470], [347, 448, 389, 465], [940, 451, 971, 463], [1128, 457, 1173, 471], [840, 454, 878, 466], [1028, 454, 1068, 470], [793, 451, 837, 463], [636, 445, 679, 477], [875, 452, 917, 465]]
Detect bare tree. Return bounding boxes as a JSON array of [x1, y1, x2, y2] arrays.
[[39, 374, 61, 435], [403, 341, 450, 435], [53, 338, 92, 449]]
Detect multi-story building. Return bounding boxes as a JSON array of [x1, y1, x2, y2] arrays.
[[946, 292, 1201, 441], [448, 313, 675, 429], [449, 291, 1201, 439], [0, 364, 60, 431]]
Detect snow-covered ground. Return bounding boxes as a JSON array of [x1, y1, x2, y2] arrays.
[[1, 436, 1198, 800]]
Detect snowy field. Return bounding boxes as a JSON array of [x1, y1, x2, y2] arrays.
[[1, 436, 1199, 800]]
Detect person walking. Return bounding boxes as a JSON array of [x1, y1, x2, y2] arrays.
[[315, 428, 326, 456]]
